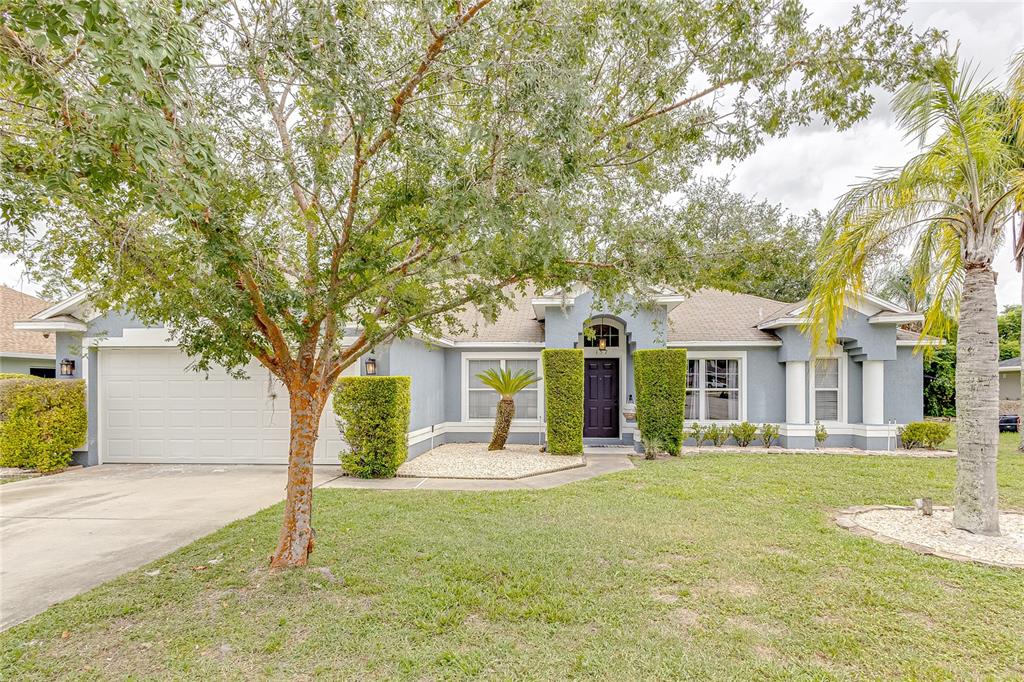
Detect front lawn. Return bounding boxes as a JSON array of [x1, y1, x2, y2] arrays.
[[3, 446, 1022, 680]]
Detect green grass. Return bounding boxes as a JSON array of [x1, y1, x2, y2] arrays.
[[2, 438, 1022, 680]]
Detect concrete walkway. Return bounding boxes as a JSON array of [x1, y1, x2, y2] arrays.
[[319, 450, 634, 491]]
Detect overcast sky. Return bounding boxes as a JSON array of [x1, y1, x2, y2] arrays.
[[2, 0, 1022, 309]]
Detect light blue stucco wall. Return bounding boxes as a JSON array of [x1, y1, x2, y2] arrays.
[[885, 347, 924, 424], [543, 291, 667, 350], [776, 310, 898, 362], [386, 338, 446, 432], [0, 356, 55, 375]]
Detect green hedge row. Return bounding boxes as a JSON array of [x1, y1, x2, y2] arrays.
[[634, 349, 688, 455], [0, 378, 87, 472], [333, 376, 411, 478], [543, 349, 584, 455]]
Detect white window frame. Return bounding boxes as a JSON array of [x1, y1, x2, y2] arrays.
[[461, 352, 544, 423], [683, 350, 747, 423], [809, 350, 848, 425]]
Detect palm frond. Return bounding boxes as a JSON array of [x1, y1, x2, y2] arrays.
[[476, 368, 538, 398]]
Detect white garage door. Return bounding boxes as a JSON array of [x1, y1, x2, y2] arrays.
[[99, 347, 350, 464]]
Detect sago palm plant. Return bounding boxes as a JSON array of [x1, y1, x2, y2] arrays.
[[807, 53, 1024, 535], [476, 368, 539, 451]]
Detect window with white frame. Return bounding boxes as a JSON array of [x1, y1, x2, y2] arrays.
[[466, 358, 540, 420], [684, 357, 741, 421], [813, 358, 841, 421]]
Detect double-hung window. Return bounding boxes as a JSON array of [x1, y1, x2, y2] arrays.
[[684, 357, 742, 421], [813, 358, 841, 422], [466, 358, 540, 420]]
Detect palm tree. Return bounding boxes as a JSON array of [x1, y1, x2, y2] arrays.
[[476, 368, 539, 451], [808, 53, 1024, 535]]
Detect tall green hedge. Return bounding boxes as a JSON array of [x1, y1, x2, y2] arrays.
[[633, 349, 687, 455], [542, 349, 584, 455], [333, 376, 411, 478], [0, 378, 87, 472]]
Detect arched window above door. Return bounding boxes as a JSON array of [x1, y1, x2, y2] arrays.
[[583, 323, 619, 348]]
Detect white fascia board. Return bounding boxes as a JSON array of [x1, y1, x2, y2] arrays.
[[86, 327, 177, 347], [869, 313, 924, 324], [0, 352, 55, 360], [531, 297, 572, 321], [756, 316, 807, 330], [895, 338, 944, 347], [29, 290, 90, 320], [667, 340, 781, 348], [13, 319, 88, 333], [999, 366, 1020, 373]]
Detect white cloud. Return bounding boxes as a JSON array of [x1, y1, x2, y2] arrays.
[[707, 0, 1023, 309]]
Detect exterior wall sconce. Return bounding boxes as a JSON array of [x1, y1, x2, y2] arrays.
[[364, 356, 377, 376], [59, 358, 76, 376], [597, 337, 607, 353]]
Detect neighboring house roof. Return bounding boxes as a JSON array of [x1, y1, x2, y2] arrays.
[[1000, 357, 1021, 371], [0, 285, 55, 356], [667, 289, 789, 344]]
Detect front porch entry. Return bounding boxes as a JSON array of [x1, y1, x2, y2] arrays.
[[584, 358, 619, 438]]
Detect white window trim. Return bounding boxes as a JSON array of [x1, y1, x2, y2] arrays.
[[809, 351, 848, 425], [684, 350, 747, 423], [461, 351, 544, 423]]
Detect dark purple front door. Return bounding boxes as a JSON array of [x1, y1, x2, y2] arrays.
[[584, 358, 619, 438]]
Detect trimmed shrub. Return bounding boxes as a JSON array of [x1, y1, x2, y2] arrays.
[[731, 421, 757, 447], [0, 373, 41, 380], [759, 423, 780, 448], [333, 376, 411, 478], [0, 378, 87, 472], [899, 421, 951, 449], [706, 423, 729, 447], [633, 349, 687, 456], [543, 349, 584, 455], [814, 421, 828, 447], [688, 422, 707, 447]]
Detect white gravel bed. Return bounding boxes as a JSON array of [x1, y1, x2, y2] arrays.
[[836, 506, 1024, 568], [398, 443, 584, 480], [680, 446, 955, 458]]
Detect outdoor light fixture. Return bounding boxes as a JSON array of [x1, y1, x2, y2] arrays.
[[364, 356, 377, 376], [59, 358, 76, 376], [597, 337, 607, 353]]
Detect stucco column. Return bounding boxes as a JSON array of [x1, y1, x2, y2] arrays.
[[785, 361, 806, 423], [862, 360, 884, 424]]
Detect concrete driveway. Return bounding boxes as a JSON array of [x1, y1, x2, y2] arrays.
[[0, 464, 340, 630]]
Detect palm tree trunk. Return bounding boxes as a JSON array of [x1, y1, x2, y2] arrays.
[[1019, 268, 1023, 453], [952, 262, 1000, 535], [488, 398, 515, 450]]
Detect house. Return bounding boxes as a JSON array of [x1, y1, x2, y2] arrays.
[[0, 285, 56, 377], [15, 287, 934, 466], [1000, 357, 1021, 402]]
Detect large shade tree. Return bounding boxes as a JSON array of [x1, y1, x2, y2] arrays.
[[808, 53, 1024, 535], [1, 0, 936, 566]]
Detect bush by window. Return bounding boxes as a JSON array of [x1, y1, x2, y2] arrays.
[[333, 376, 411, 478], [634, 349, 687, 455], [899, 421, 951, 449]]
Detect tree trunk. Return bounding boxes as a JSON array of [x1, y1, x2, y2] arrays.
[[952, 263, 1000, 535], [269, 385, 325, 568], [488, 398, 515, 451]]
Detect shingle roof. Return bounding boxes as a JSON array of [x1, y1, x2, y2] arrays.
[[0, 286, 55, 356], [446, 287, 545, 343], [667, 289, 788, 343]]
